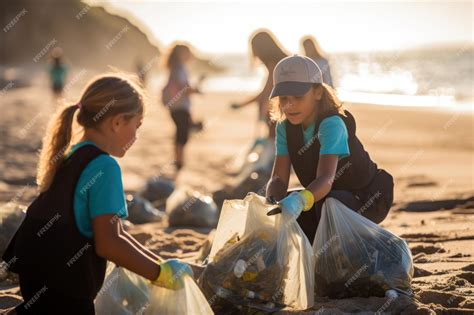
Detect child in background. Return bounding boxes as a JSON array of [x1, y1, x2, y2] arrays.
[[162, 43, 202, 171], [3, 75, 192, 315], [265, 55, 394, 244], [49, 47, 68, 99]]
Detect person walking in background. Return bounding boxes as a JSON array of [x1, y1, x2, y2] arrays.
[[49, 47, 68, 99], [230, 29, 289, 140], [162, 43, 203, 172], [301, 35, 334, 88]]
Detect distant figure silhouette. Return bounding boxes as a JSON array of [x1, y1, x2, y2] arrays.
[[301, 35, 334, 88], [162, 43, 203, 172], [231, 29, 289, 139], [49, 47, 68, 98], [135, 58, 147, 85]]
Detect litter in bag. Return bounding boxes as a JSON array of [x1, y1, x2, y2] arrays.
[[313, 198, 414, 298], [95, 264, 213, 315], [199, 193, 314, 312]]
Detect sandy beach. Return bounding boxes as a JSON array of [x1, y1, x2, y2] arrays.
[[0, 82, 473, 313]]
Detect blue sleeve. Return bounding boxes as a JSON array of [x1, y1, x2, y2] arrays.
[[318, 116, 350, 159], [275, 121, 289, 156], [78, 155, 128, 220]]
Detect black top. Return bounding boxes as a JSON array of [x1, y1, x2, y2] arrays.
[[286, 109, 377, 190], [3, 144, 108, 299]]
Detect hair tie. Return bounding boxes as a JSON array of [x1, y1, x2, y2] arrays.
[[76, 102, 82, 109]]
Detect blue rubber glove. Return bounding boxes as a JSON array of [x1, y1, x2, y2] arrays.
[[279, 190, 315, 219], [152, 259, 194, 290]]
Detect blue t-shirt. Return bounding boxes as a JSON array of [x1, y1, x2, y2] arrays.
[[276, 116, 350, 159], [65, 141, 128, 238]]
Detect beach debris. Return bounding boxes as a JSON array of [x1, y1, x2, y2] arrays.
[[199, 193, 314, 312], [213, 139, 274, 209], [138, 177, 175, 204], [167, 189, 219, 228], [200, 230, 286, 313], [95, 264, 213, 315], [127, 195, 166, 225], [314, 198, 414, 299], [0, 203, 26, 257]]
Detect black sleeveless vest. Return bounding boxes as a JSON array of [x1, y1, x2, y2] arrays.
[[2, 145, 108, 299], [286, 109, 377, 190]]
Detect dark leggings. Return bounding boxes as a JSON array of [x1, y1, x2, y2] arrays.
[[170, 109, 191, 145], [15, 271, 95, 315]]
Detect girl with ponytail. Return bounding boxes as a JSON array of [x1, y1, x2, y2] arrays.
[[4, 74, 193, 315]]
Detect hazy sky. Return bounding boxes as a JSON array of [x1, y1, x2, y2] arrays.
[[99, 0, 473, 54]]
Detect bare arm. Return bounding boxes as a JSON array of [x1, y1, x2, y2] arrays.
[[235, 73, 273, 108], [266, 155, 291, 201], [93, 215, 160, 281], [306, 154, 338, 202], [119, 223, 162, 263]]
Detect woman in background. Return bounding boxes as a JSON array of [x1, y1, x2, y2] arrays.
[[301, 35, 334, 88], [231, 29, 289, 140]]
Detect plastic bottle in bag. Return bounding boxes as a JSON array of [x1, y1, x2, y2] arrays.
[[199, 193, 314, 312], [313, 198, 413, 298]]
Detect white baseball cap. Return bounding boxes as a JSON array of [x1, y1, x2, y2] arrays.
[[270, 54, 323, 99]]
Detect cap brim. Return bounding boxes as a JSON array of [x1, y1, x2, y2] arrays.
[[269, 81, 313, 99]]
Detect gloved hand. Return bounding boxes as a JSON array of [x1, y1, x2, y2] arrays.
[[152, 259, 194, 290], [279, 190, 315, 218]]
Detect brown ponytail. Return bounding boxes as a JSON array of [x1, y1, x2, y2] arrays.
[[37, 104, 79, 192], [37, 74, 146, 193]]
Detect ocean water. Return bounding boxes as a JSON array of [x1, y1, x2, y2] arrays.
[[200, 45, 473, 109]]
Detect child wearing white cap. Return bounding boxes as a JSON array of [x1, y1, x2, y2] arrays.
[[265, 54, 394, 244]]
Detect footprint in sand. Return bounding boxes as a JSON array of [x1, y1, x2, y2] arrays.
[[417, 290, 466, 308], [457, 272, 474, 285], [410, 244, 446, 255], [400, 196, 474, 212]]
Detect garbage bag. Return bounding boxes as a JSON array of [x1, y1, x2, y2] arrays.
[[127, 195, 166, 224], [313, 198, 413, 298], [0, 203, 26, 257], [167, 189, 219, 228], [146, 273, 213, 315], [96, 264, 213, 315], [139, 177, 175, 203], [199, 193, 314, 312], [95, 264, 150, 315], [213, 139, 274, 209]]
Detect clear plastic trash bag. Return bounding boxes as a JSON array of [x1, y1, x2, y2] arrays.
[[313, 198, 414, 298], [95, 264, 213, 315], [199, 193, 314, 312], [0, 203, 26, 257]]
